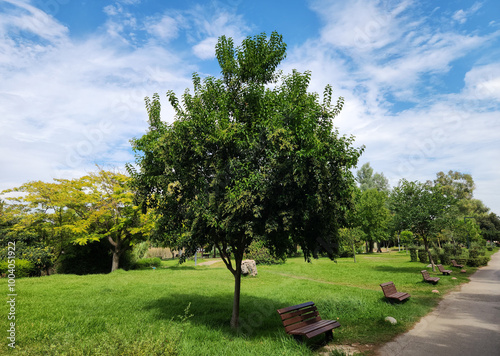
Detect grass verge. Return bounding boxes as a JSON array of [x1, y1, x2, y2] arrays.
[[2, 248, 497, 355]]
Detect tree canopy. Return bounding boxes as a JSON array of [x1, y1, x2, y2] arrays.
[[356, 162, 390, 192], [1, 169, 151, 272], [128, 31, 363, 328], [390, 179, 456, 269]]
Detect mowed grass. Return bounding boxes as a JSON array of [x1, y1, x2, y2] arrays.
[[2, 250, 495, 355]]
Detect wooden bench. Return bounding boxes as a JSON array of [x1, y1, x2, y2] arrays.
[[437, 264, 452, 275], [451, 259, 464, 268], [277, 301, 341, 343], [380, 282, 410, 302], [421, 270, 440, 284]]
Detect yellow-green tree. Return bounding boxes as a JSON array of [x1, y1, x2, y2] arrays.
[[2, 170, 152, 272]]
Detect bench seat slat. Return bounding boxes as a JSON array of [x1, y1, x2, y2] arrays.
[[289, 320, 341, 338], [277, 302, 314, 314], [280, 306, 317, 321], [282, 310, 319, 327], [277, 302, 341, 341], [284, 315, 322, 333]]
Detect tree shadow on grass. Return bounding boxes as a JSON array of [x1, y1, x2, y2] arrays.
[[373, 265, 427, 274], [144, 292, 281, 337], [143, 292, 335, 349]]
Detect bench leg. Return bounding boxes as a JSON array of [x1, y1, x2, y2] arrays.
[[325, 330, 333, 343]]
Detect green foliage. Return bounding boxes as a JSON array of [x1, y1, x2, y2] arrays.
[[0, 258, 35, 277], [356, 162, 390, 192], [400, 230, 414, 245], [467, 255, 490, 267], [244, 240, 286, 265], [433, 170, 475, 200], [390, 179, 456, 266], [132, 241, 150, 261], [355, 188, 391, 253], [417, 246, 428, 263], [56, 239, 123, 275], [9, 252, 478, 355], [128, 32, 363, 327], [338, 227, 365, 257], [133, 257, 162, 269], [408, 246, 418, 262], [1, 170, 153, 273]]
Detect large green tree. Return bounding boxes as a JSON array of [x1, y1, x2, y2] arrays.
[[356, 162, 390, 192], [128, 32, 363, 328], [355, 188, 391, 253], [390, 179, 456, 270], [2, 170, 151, 272]]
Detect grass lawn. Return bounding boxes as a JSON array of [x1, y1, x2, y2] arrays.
[[2, 249, 497, 355]]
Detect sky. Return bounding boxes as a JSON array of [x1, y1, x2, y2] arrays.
[[1, 0, 499, 214]]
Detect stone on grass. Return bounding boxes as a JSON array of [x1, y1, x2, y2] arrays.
[[432, 289, 439, 294], [385, 316, 397, 325], [461, 269, 467, 273], [452, 277, 457, 280], [241, 259, 257, 276]]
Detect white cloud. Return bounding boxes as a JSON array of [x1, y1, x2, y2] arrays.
[[185, 6, 250, 59], [0, 1, 195, 192], [463, 63, 500, 102], [145, 14, 180, 41], [452, 2, 482, 24]]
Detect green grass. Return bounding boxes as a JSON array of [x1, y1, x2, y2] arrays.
[[2, 249, 497, 355]]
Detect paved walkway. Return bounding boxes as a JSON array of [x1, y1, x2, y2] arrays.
[[376, 251, 500, 356]]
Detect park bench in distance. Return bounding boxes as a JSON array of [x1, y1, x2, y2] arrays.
[[437, 264, 452, 275], [277, 301, 341, 343], [451, 259, 464, 268], [421, 270, 440, 284], [380, 282, 410, 302]]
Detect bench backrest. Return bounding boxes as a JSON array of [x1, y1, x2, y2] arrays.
[[421, 270, 431, 280], [437, 264, 444, 272], [277, 302, 322, 334], [451, 260, 460, 266], [380, 282, 397, 297]]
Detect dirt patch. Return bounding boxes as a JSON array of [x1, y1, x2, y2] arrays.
[[319, 343, 374, 355]]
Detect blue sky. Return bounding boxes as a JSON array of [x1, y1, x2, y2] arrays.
[[1, 0, 500, 214]]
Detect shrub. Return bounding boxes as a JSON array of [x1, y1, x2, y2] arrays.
[[408, 246, 418, 262], [133, 257, 162, 269], [0, 259, 35, 278], [244, 240, 286, 265], [438, 248, 451, 265], [467, 255, 490, 267], [417, 247, 428, 263], [430, 248, 440, 265]]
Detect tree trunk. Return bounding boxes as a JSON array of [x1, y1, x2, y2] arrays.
[[423, 236, 435, 271], [230, 263, 242, 329], [111, 249, 120, 272]]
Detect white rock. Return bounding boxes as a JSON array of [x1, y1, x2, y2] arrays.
[[385, 316, 397, 325], [241, 259, 257, 276]]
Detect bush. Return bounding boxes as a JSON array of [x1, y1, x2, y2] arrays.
[[468, 242, 485, 259], [438, 248, 451, 265], [417, 247, 428, 263], [244, 240, 286, 265], [133, 257, 162, 270], [0, 259, 35, 278], [430, 248, 440, 265], [408, 246, 418, 262], [467, 255, 490, 267]]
